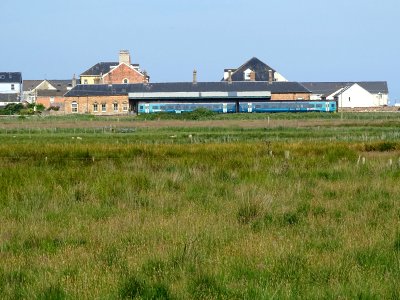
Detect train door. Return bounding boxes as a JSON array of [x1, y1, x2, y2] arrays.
[[325, 102, 329, 112], [248, 102, 253, 113], [223, 103, 227, 113], [144, 103, 150, 114]]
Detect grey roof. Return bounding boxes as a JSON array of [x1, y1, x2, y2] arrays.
[[23, 79, 78, 96], [222, 57, 277, 81], [80, 62, 142, 76], [65, 81, 310, 97], [0, 93, 19, 102], [23, 80, 43, 91], [0, 72, 22, 83], [81, 62, 119, 76], [301, 82, 389, 95]]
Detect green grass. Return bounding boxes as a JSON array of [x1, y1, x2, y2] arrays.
[[0, 115, 400, 298]]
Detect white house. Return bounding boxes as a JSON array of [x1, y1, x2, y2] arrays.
[[330, 83, 379, 108], [301, 81, 388, 107], [0, 72, 22, 95]]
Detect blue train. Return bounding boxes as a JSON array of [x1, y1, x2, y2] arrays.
[[137, 101, 337, 114]]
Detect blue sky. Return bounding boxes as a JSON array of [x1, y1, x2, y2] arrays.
[[1, 0, 399, 102]]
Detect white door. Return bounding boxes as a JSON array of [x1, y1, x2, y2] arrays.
[[325, 102, 329, 112], [223, 103, 227, 113], [145, 103, 150, 113]]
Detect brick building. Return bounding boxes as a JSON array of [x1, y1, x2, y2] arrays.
[[64, 80, 311, 115], [80, 50, 149, 85]]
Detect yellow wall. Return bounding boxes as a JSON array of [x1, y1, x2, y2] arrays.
[[80, 76, 102, 85]]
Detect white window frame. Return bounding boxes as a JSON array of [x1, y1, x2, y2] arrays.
[[93, 103, 98, 112], [71, 101, 78, 113], [101, 103, 106, 112], [113, 102, 119, 112]]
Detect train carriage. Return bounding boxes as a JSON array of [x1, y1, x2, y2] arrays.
[[137, 100, 337, 114]]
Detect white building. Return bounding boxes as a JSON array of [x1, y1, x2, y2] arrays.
[[301, 81, 388, 107], [0, 72, 22, 107], [0, 72, 22, 95]]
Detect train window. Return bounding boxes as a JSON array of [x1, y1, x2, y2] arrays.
[[316, 104, 322, 108]]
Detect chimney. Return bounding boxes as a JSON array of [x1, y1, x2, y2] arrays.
[[250, 71, 256, 81], [228, 70, 232, 84], [268, 70, 273, 84], [193, 69, 197, 84], [72, 74, 77, 87], [142, 71, 149, 84], [119, 50, 131, 65]]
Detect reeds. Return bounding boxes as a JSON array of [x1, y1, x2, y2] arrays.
[[0, 134, 399, 298]]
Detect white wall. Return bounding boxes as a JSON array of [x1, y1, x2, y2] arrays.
[[274, 72, 288, 82], [337, 84, 376, 108], [0, 83, 21, 94]]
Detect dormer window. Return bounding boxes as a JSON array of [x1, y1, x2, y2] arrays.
[[11, 84, 15, 90], [243, 69, 253, 81]]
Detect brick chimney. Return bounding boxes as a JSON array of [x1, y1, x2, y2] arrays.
[[119, 50, 131, 65], [250, 71, 256, 81], [268, 70, 273, 84]]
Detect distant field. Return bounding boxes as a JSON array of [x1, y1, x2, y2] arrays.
[[1, 113, 399, 299]]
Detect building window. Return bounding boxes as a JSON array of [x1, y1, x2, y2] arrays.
[[84, 79, 88, 84], [11, 84, 15, 90], [93, 103, 98, 112], [123, 102, 128, 111], [123, 78, 129, 84], [71, 102, 78, 113], [113, 103, 119, 112], [243, 69, 252, 81], [50, 97, 55, 103], [102, 103, 106, 112]]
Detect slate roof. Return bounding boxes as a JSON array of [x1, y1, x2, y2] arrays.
[[81, 62, 142, 76], [81, 62, 119, 76], [23, 80, 44, 91], [23, 80, 78, 96], [222, 57, 277, 81], [65, 81, 310, 97], [0, 72, 22, 83], [301, 82, 388, 96]]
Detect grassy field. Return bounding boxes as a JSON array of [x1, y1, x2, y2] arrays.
[[1, 113, 400, 299]]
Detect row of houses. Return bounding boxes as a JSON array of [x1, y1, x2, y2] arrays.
[[1, 50, 389, 114]]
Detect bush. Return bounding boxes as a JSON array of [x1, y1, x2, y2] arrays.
[[47, 106, 60, 111]]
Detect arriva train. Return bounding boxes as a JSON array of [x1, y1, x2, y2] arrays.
[[137, 100, 337, 114]]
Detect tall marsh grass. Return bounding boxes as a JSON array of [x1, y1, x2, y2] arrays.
[[0, 139, 399, 298]]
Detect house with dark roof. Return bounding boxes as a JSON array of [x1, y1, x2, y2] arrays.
[[222, 57, 287, 82], [301, 81, 389, 107], [23, 78, 78, 109], [0, 72, 22, 94], [80, 50, 149, 85]]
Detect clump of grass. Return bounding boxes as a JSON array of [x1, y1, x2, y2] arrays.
[[237, 200, 264, 225], [188, 273, 228, 299], [118, 275, 172, 299], [39, 284, 67, 300]]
